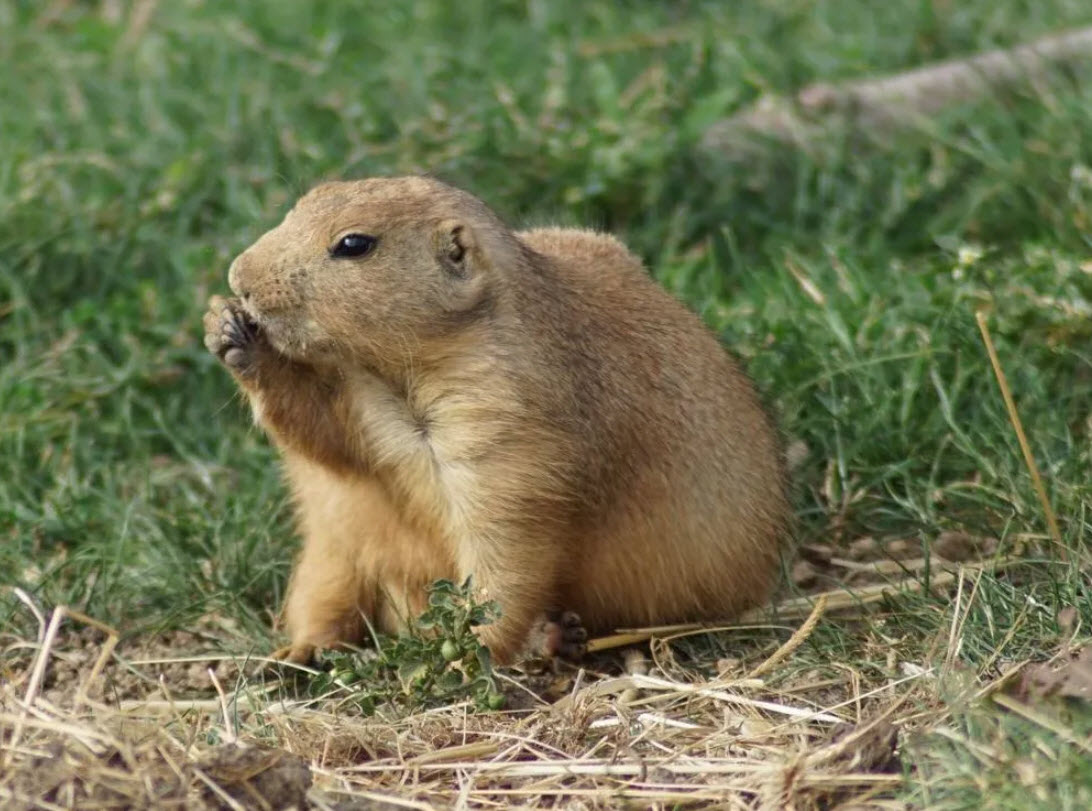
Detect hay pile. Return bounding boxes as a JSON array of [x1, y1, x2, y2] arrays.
[[1, 581, 943, 810]]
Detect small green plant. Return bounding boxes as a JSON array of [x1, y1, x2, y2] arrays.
[[306, 579, 504, 714]]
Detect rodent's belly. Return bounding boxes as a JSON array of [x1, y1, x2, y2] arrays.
[[285, 455, 457, 611], [288, 455, 767, 634]]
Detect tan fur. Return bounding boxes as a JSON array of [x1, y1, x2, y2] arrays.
[[204, 176, 790, 664]]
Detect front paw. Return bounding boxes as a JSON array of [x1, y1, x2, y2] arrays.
[[270, 642, 318, 667], [203, 295, 261, 374]]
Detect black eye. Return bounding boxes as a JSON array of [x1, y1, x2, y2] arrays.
[[330, 233, 378, 258]]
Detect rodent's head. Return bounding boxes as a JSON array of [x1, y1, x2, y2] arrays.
[[228, 176, 516, 365]]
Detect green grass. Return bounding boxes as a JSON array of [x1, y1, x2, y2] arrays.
[[3, 0, 1092, 806]]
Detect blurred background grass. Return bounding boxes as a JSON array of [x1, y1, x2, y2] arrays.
[[3, 1, 1092, 803]]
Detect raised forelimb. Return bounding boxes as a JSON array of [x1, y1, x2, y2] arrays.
[[203, 295, 360, 472]]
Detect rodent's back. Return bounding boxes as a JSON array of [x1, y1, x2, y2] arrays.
[[515, 227, 788, 629]]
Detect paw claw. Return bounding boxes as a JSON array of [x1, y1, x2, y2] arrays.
[[204, 296, 262, 373], [560, 611, 583, 629]]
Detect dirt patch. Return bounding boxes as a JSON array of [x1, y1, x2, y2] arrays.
[[4, 738, 310, 811]]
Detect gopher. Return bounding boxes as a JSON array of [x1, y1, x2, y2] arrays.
[[203, 176, 789, 665]]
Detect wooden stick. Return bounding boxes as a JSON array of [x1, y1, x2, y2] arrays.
[[704, 26, 1092, 157], [587, 558, 1017, 654]]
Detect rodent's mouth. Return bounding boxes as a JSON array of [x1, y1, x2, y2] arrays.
[[241, 302, 318, 359], [239, 299, 292, 345], [237, 299, 284, 347], [238, 297, 264, 327]]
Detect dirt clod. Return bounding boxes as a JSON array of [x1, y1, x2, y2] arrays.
[[196, 745, 312, 810]]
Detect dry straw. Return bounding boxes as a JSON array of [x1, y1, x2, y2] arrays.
[[0, 566, 967, 808], [975, 309, 1067, 562]]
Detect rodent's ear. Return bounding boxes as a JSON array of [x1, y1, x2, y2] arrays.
[[435, 219, 475, 279]]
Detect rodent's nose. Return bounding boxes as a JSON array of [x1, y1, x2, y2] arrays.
[[227, 256, 249, 299], [226, 250, 301, 314]]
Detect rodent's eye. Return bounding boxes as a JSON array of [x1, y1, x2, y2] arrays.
[[330, 233, 378, 259]]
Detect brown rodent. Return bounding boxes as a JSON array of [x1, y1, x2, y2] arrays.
[[203, 176, 789, 665]]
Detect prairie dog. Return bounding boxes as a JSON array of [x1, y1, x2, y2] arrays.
[[203, 176, 789, 664]]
